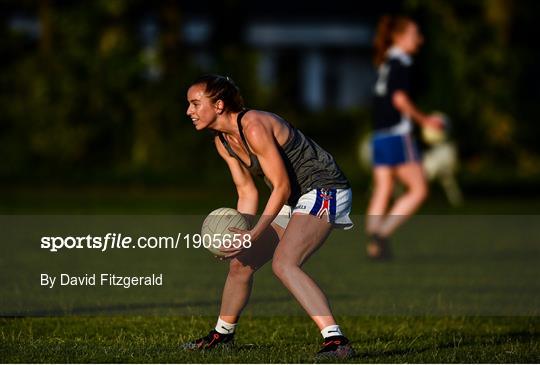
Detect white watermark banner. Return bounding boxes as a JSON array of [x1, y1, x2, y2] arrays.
[[1, 215, 539, 316]]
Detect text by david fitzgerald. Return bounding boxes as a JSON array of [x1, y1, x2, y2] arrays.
[[41, 273, 163, 289]]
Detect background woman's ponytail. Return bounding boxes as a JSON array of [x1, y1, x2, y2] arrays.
[[373, 15, 413, 67]]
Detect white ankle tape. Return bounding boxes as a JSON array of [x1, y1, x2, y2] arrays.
[[215, 318, 237, 335], [321, 324, 343, 338]]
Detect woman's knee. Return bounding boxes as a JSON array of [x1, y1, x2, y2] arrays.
[[228, 259, 254, 282], [271, 257, 294, 282], [373, 174, 394, 195], [411, 181, 428, 202], [374, 180, 393, 198]]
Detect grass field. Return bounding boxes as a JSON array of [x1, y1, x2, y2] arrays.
[[1, 187, 539, 362], [1, 316, 539, 363]]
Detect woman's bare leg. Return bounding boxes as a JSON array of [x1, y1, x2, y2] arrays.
[[366, 166, 394, 235], [219, 223, 284, 323], [378, 162, 427, 237], [271, 213, 335, 330]]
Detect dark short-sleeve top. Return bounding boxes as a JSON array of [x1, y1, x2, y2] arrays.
[[372, 54, 412, 131]]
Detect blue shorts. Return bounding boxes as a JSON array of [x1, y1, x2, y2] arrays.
[[372, 133, 421, 166]]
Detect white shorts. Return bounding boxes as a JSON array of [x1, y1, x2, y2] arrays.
[[272, 188, 354, 230]]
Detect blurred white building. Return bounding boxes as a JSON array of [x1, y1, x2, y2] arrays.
[[182, 17, 376, 111]]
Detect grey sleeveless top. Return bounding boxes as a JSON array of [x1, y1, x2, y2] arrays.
[[218, 109, 350, 206]]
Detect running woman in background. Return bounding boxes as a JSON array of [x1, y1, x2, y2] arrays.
[[183, 75, 355, 360], [366, 15, 443, 260]]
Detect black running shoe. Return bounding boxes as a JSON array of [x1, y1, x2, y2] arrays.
[[366, 234, 393, 260], [182, 329, 234, 350], [315, 335, 355, 360]]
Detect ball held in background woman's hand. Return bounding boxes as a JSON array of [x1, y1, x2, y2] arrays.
[[422, 111, 450, 145]]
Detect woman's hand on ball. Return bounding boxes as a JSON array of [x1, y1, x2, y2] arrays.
[[424, 114, 445, 129], [217, 227, 253, 259]]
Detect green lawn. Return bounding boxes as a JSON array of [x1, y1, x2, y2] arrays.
[[1, 316, 538, 363], [0, 187, 539, 362]]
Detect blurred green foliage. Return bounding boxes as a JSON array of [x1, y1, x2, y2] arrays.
[[407, 0, 540, 178], [1, 0, 539, 189], [1, 1, 202, 184]]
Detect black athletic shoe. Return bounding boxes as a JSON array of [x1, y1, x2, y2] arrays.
[[367, 234, 393, 260], [182, 329, 234, 350], [315, 335, 355, 360]]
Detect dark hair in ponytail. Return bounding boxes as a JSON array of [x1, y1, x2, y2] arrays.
[[189, 74, 245, 113], [373, 15, 414, 67]]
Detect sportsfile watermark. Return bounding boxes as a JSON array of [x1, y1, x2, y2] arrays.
[[1, 214, 539, 316], [40, 233, 252, 252]]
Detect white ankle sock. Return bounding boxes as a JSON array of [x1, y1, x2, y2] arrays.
[[321, 324, 343, 338], [215, 318, 237, 335]]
